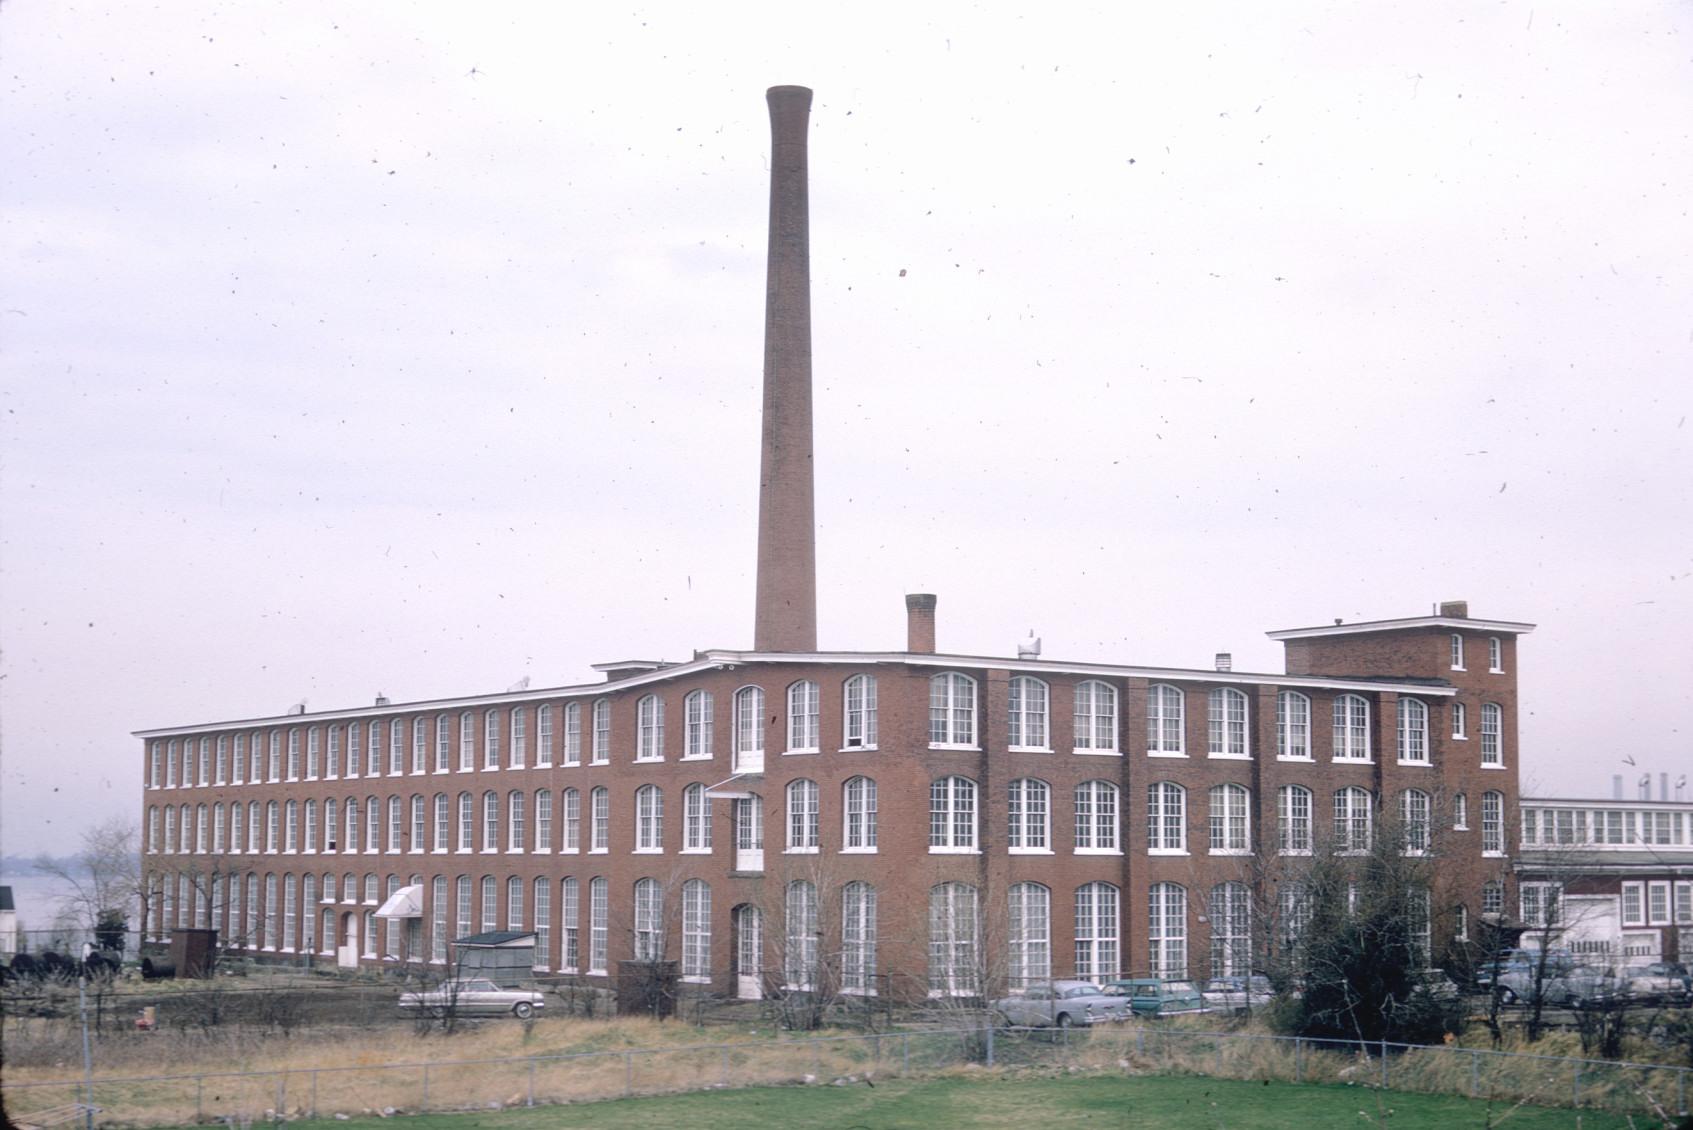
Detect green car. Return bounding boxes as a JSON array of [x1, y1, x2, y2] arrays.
[[1102, 978, 1210, 1017]]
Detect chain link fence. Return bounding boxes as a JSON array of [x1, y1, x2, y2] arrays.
[[3, 1024, 1687, 1127]]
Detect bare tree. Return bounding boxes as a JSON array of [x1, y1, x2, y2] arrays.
[[34, 816, 142, 951]]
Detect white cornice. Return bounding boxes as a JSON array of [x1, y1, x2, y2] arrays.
[[1266, 616, 1536, 641]]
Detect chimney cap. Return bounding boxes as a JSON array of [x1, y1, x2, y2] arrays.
[[905, 593, 937, 611]]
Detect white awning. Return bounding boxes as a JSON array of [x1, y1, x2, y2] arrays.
[[375, 884, 423, 919]]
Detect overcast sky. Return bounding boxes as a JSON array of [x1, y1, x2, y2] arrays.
[[3, 2, 1690, 857]]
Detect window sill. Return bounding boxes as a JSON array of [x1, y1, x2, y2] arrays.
[[782, 749, 820, 757], [561, 847, 580, 855], [1276, 754, 1313, 762], [1454, 825, 1469, 832], [1489, 667, 1505, 675], [1210, 849, 1252, 857], [1451, 665, 1466, 673], [1009, 847, 1055, 856], [1451, 734, 1468, 741], [1332, 757, 1373, 765], [928, 847, 981, 855], [1483, 851, 1508, 858], [681, 753, 714, 761], [455, 848, 473, 854], [588, 848, 608, 855], [633, 847, 664, 855], [840, 846, 877, 854], [1008, 746, 1052, 754], [1147, 848, 1189, 857], [1146, 751, 1187, 758], [783, 847, 820, 855], [1481, 762, 1506, 769], [633, 757, 665, 765], [680, 847, 712, 855], [532, 848, 551, 855], [1071, 748, 1122, 757], [534, 762, 553, 770], [839, 745, 878, 753], [1278, 848, 1313, 857], [1396, 759, 1432, 767], [681, 975, 711, 985], [928, 743, 981, 752], [1074, 848, 1123, 856], [1208, 752, 1252, 761]]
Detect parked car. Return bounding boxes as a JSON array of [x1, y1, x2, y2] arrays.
[[1617, 964, 1691, 1005], [1201, 974, 1274, 1012], [1411, 969, 1462, 1002], [1493, 965, 1615, 1009], [1103, 978, 1210, 1017], [398, 978, 546, 1018], [993, 980, 1128, 1028], [1474, 949, 1575, 990]]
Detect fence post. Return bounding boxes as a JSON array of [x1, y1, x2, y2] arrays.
[[1470, 1050, 1479, 1098], [902, 1033, 910, 1074], [1294, 1038, 1303, 1084], [985, 1023, 995, 1068], [310, 1069, 319, 1118], [527, 1060, 536, 1107], [275, 1073, 286, 1126], [812, 1037, 820, 1079], [721, 1046, 731, 1087], [1572, 1062, 1581, 1109], [625, 1050, 634, 1097], [1380, 1039, 1388, 1089], [195, 1076, 203, 1123], [1679, 1066, 1686, 1117], [422, 1063, 430, 1113]]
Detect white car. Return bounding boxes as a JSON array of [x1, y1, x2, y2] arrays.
[[399, 978, 546, 1018]]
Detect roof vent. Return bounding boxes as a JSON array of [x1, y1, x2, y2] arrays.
[[1214, 652, 1232, 672], [1017, 633, 1042, 660], [374, 694, 389, 707], [1438, 600, 1469, 618], [287, 701, 307, 715]]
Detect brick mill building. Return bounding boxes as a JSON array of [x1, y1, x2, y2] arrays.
[[136, 86, 1534, 1001]]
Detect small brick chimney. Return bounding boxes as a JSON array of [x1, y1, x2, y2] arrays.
[[1438, 600, 1469, 618], [905, 594, 937, 654]]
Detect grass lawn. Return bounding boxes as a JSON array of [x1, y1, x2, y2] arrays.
[[262, 1073, 1668, 1129]]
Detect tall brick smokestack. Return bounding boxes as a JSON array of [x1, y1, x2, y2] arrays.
[[753, 85, 817, 653]]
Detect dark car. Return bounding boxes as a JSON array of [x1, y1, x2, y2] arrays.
[[1103, 978, 1209, 1017]]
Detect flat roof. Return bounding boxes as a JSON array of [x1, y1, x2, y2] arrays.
[[1266, 615, 1536, 641]]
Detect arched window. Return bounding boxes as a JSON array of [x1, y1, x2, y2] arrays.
[[430, 794, 449, 852], [483, 710, 501, 770], [1332, 694, 1371, 760], [1073, 680, 1118, 752], [413, 716, 430, 773], [1208, 688, 1249, 758], [1007, 676, 1050, 749], [1488, 636, 1504, 673], [322, 798, 337, 851], [482, 791, 499, 852], [783, 879, 818, 989], [1397, 698, 1429, 763], [928, 672, 977, 747], [1276, 691, 1311, 759], [1007, 778, 1050, 852], [1451, 701, 1468, 739], [682, 879, 711, 980], [733, 686, 765, 773], [1453, 792, 1469, 829], [1147, 782, 1186, 852], [684, 691, 713, 759], [534, 790, 552, 852], [507, 708, 526, 769], [591, 699, 611, 765], [561, 877, 581, 972], [1480, 703, 1503, 765], [506, 876, 524, 931], [1277, 784, 1312, 854], [287, 729, 302, 780], [564, 702, 582, 766], [1481, 790, 1505, 854], [1333, 787, 1373, 852], [265, 801, 279, 853], [562, 788, 581, 852], [1208, 783, 1250, 854], [284, 800, 299, 852], [212, 804, 225, 852], [590, 787, 609, 852], [636, 695, 665, 762], [841, 882, 877, 993], [1007, 882, 1051, 988], [162, 807, 175, 853], [843, 776, 877, 851], [1148, 883, 1188, 979], [635, 785, 664, 852], [436, 713, 453, 771], [1450, 633, 1466, 670], [630, 877, 662, 960], [929, 776, 977, 851], [535, 706, 553, 768], [928, 882, 980, 995], [146, 806, 160, 853], [480, 875, 497, 932], [1147, 684, 1185, 755], [683, 783, 712, 852], [1401, 789, 1431, 854], [343, 725, 359, 779], [785, 779, 819, 851], [1208, 882, 1251, 977], [507, 790, 526, 852], [844, 674, 878, 749], [409, 795, 426, 852], [230, 801, 244, 854], [786, 680, 820, 753], [458, 712, 476, 771], [365, 796, 381, 852], [1074, 780, 1120, 853], [455, 792, 473, 852], [215, 735, 229, 784], [1074, 882, 1120, 981]]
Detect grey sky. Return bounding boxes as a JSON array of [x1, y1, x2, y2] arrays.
[[3, 2, 1689, 855]]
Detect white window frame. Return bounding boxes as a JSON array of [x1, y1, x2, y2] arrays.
[[929, 672, 978, 749], [785, 778, 820, 853], [929, 775, 978, 853], [535, 705, 553, 768], [1007, 676, 1050, 751], [590, 787, 609, 853], [684, 691, 714, 759], [1074, 882, 1120, 982], [636, 695, 665, 762], [1278, 784, 1312, 854], [1074, 779, 1120, 854], [843, 674, 878, 750], [1208, 783, 1251, 855], [591, 699, 610, 765], [786, 680, 820, 754], [1147, 684, 1185, 756], [1148, 882, 1188, 980], [682, 783, 713, 853], [635, 785, 664, 853], [842, 775, 877, 852], [1147, 781, 1187, 854], [564, 702, 582, 766], [1450, 632, 1465, 671], [1276, 691, 1311, 760], [1489, 636, 1504, 673], [1332, 694, 1371, 762], [1006, 882, 1051, 989], [1397, 697, 1429, 764], [1480, 703, 1503, 766], [1401, 789, 1431, 855], [1007, 777, 1051, 854], [1072, 679, 1119, 754], [1333, 787, 1372, 853], [1207, 687, 1250, 759], [1481, 790, 1505, 855]]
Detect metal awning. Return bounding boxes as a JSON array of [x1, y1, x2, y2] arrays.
[[375, 884, 423, 919]]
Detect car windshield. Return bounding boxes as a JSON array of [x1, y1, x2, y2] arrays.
[[1062, 987, 1095, 998]]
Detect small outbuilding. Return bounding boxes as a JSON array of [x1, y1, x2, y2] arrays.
[[451, 931, 537, 986]]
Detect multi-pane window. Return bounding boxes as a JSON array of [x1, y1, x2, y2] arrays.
[[482, 791, 500, 852], [480, 875, 497, 932], [563, 788, 581, 852], [150, 744, 162, 789], [590, 787, 609, 852], [284, 800, 299, 852], [215, 736, 228, 784], [1073, 680, 1118, 752], [1147, 781, 1187, 852], [785, 779, 820, 851], [1208, 783, 1250, 854], [843, 776, 876, 851], [1481, 790, 1505, 854], [323, 797, 338, 851], [1074, 882, 1119, 981], [636, 695, 665, 761], [784, 880, 819, 989], [283, 874, 298, 950], [412, 717, 428, 773], [1332, 695, 1370, 760], [1397, 698, 1429, 763], [1523, 882, 1562, 927], [1209, 881, 1251, 977], [1480, 704, 1503, 765], [1450, 633, 1465, 670], [1074, 780, 1119, 852], [505, 876, 524, 932], [534, 790, 552, 851], [388, 796, 405, 851], [508, 790, 526, 852], [1007, 676, 1050, 749], [1007, 777, 1050, 852], [684, 691, 713, 759], [484, 710, 501, 770], [509, 707, 526, 769], [634, 878, 663, 961], [1147, 684, 1185, 754], [433, 794, 450, 852], [1276, 691, 1311, 759], [1278, 785, 1312, 854], [561, 877, 580, 972], [1453, 792, 1468, 829], [389, 719, 405, 775], [929, 673, 977, 747], [1401, 789, 1431, 854], [536, 706, 554, 768], [1207, 688, 1249, 757], [1148, 883, 1188, 979], [733, 687, 765, 769], [459, 712, 475, 771], [683, 783, 712, 851], [410, 794, 426, 851], [928, 882, 980, 995], [1333, 787, 1372, 852], [344, 726, 360, 779], [787, 680, 820, 752], [366, 797, 381, 852], [533, 878, 551, 969], [166, 740, 177, 787], [844, 674, 878, 749], [841, 882, 877, 994], [199, 804, 212, 852], [233, 735, 245, 784], [436, 714, 452, 772], [1489, 636, 1503, 672], [271, 731, 284, 782], [564, 703, 582, 766], [457, 792, 473, 852], [265, 801, 279, 852], [198, 737, 210, 785], [287, 729, 301, 780], [682, 879, 710, 980], [1451, 702, 1467, 739], [325, 727, 341, 779], [635, 785, 664, 852], [212, 803, 226, 852], [1007, 882, 1051, 988], [1482, 880, 1504, 915], [591, 700, 610, 765], [929, 776, 977, 851]]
